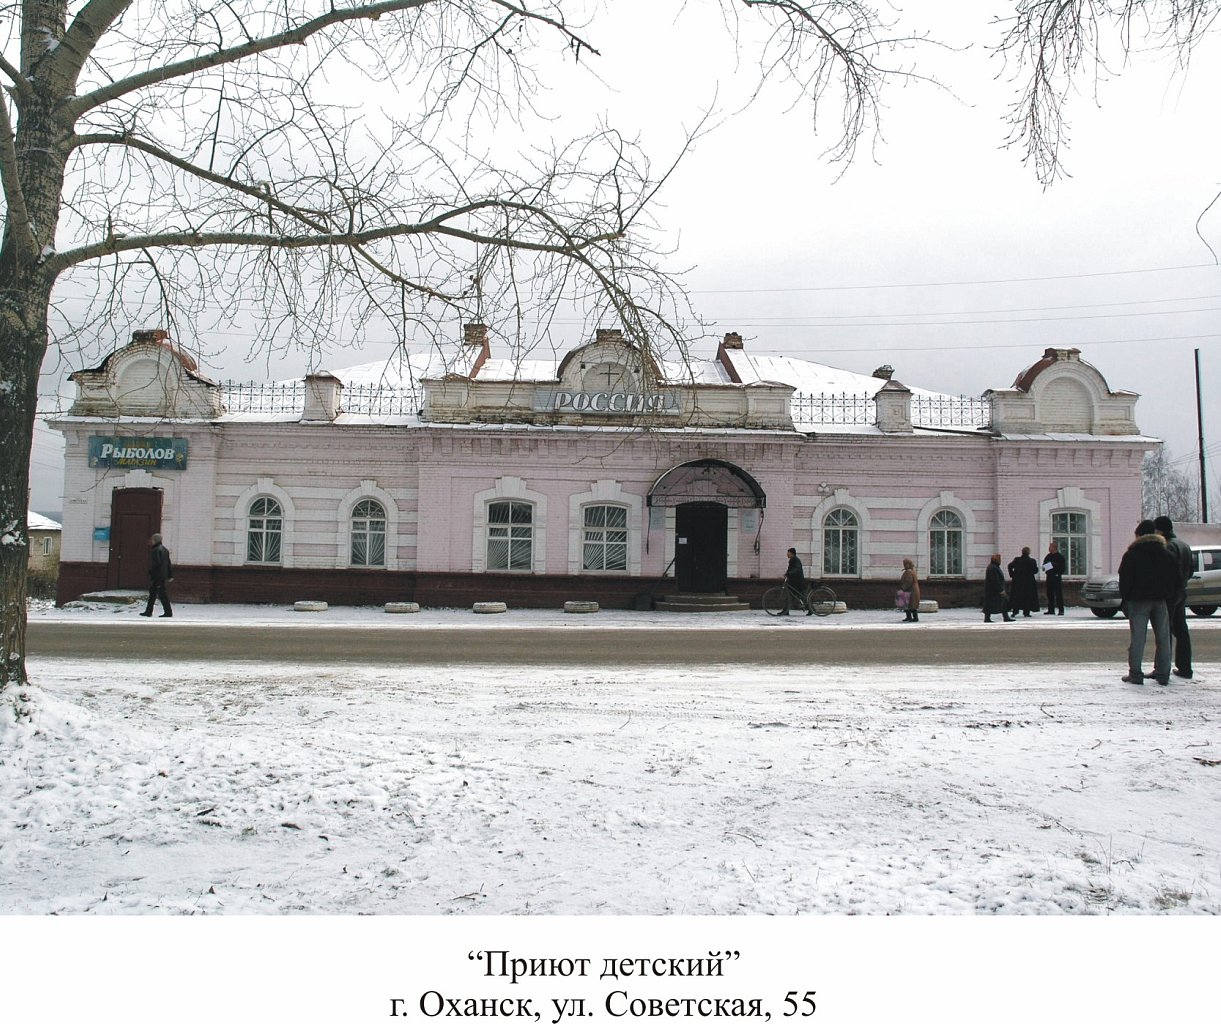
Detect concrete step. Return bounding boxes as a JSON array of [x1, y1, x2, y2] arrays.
[[654, 593, 751, 613], [77, 590, 144, 605]]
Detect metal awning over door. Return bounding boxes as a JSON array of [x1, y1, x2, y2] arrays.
[[647, 458, 766, 508]]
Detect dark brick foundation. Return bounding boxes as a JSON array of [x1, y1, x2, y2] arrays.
[[57, 562, 1083, 611]]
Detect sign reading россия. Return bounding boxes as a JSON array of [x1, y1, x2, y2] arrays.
[[534, 389, 681, 415], [88, 436, 188, 470]]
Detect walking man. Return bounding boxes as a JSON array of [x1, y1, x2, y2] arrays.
[[781, 547, 809, 616], [1155, 515, 1194, 680], [140, 533, 174, 618], [1117, 520, 1178, 685], [1042, 540, 1066, 615]]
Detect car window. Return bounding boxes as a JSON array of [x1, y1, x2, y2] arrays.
[[1194, 548, 1221, 573]]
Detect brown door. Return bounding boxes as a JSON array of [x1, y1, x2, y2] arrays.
[[108, 489, 162, 589]]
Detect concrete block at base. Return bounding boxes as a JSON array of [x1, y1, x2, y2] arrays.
[[385, 602, 420, 614], [473, 601, 508, 614], [564, 600, 600, 614], [294, 600, 328, 612], [831, 601, 848, 614], [918, 600, 939, 613]]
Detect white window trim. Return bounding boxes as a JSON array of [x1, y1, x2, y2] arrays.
[[568, 480, 643, 575], [915, 491, 978, 579], [1040, 487, 1102, 577], [234, 478, 296, 568], [811, 489, 871, 578], [339, 481, 398, 569], [473, 477, 548, 574]]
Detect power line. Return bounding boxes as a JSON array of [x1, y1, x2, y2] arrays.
[[758, 331, 1221, 356], [700, 294, 1221, 322], [694, 305, 1221, 330], [689, 263, 1221, 295]]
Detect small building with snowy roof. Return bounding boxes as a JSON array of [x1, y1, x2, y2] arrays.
[[27, 510, 63, 575], [48, 326, 1154, 609]]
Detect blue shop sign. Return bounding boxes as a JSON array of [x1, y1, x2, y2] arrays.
[[89, 436, 188, 470]]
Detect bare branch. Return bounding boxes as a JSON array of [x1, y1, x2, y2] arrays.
[[0, 91, 38, 265], [994, 1, 1221, 184]]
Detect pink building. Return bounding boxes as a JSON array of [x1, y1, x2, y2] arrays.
[[51, 327, 1153, 609]]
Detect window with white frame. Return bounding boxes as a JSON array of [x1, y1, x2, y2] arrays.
[[929, 509, 964, 576], [823, 507, 859, 575], [487, 500, 534, 571], [350, 498, 386, 567], [42, 537, 53, 556], [1051, 511, 1088, 575], [582, 504, 628, 571], [247, 496, 283, 564]]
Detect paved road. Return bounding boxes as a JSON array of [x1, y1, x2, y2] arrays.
[[26, 620, 1220, 666]]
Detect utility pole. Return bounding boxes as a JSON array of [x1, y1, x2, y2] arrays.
[[1196, 348, 1208, 523]]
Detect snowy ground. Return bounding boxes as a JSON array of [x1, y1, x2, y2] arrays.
[[4, 600, 1218, 916], [4, 601, 1218, 1021]]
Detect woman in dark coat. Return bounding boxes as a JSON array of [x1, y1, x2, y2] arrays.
[[1007, 546, 1041, 617], [983, 553, 1013, 622]]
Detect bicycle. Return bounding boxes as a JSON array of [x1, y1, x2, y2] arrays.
[[762, 581, 837, 617]]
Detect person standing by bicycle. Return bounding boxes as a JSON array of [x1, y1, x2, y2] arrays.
[[781, 547, 811, 616]]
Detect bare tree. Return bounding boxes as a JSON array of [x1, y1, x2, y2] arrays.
[[1143, 446, 1200, 522], [0, 0, 921, 692], [3, 1, 1217, 695]]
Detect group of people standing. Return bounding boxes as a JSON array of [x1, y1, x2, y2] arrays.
[[1118, 516, 1192, 686], [982, 542, 1066, 622]]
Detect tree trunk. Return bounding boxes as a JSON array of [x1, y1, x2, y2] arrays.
[[0, 296, 49, 690]]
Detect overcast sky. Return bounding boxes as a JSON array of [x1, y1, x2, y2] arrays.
[[29, 1, 1221, 519]]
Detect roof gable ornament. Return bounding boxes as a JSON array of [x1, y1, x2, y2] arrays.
[[67, 330, 222, 419], [987, 347, 1139, 436]]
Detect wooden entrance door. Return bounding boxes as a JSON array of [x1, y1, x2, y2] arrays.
[[108, 489, 162, 589], [675, 502, 728, 593]]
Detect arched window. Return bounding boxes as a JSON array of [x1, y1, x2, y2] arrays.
[[582, 505, 628, 571], [823, 508, 859, 576], [350, 499, 386, 567], [1051, 511, 1088, 576], [247, 497, 283, 564], [487, 500, 534, 571], [929, 509, 964, 576]]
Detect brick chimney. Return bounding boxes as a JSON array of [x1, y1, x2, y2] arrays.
[[595, 328, 624, 345], [132, 329, 170, 344], [716, 331, 745, 382], [462, 322, 491, 376]]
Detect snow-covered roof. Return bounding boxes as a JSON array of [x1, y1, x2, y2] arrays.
[[29, 511, 62, 531], [726, 351, 943, 399], [323, 344, 938, 396]]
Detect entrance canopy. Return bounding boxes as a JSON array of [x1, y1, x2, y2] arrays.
[[647, 458, 766, 508]]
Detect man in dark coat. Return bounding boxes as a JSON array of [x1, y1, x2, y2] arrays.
[[780, 547, 809, 615], [1118, 520, 1179, 685], [1042, 541, 1066, 615], [141, 533, 174, 618], [1007, 546, 1041, 617], [1155, 515, 1193, 679]]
